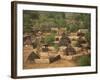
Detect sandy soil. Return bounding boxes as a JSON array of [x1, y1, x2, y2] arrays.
[[23, 59, 76, 69]]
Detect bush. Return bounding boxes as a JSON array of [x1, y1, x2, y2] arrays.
[[44, 33, 55, 45], [77, 55, 91, 66], [67, 24, 79, 32], [85, 32, 90, 44], [53, 44, 59, 51]]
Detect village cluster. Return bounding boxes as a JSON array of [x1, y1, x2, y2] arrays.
[[23, 27, 90, 68]]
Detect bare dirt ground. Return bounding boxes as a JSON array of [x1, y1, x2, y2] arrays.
[[23, 45, 77, 69], [24, 59, 76, 69], [23, 32, 90, 69]]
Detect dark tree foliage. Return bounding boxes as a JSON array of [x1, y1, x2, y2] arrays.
[[23, 11, 91, 44], [23, 11, 67, 33], [59, 32, 71, 46], [65, 45, 76, 55], [66, 13, 90, 32]]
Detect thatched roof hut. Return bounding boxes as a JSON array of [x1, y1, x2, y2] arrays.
[[23, 34, 32, 45]]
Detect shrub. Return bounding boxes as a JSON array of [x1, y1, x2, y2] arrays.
[[53, 44, 59, 51], [85, 32, 91, 44], [44, 33, 55, 45], [77, 55, 91, 66], [67, 24, 79, 32]]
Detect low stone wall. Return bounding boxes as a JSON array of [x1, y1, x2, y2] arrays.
[[60, 55, 73, 60], [60, 52, 90, 61], [34, 59, 50, 64], [39, 52, 49, 59]]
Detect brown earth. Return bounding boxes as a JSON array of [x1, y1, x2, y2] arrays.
[[23, 32, 90, 69], [23, 59, 76, 69]]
